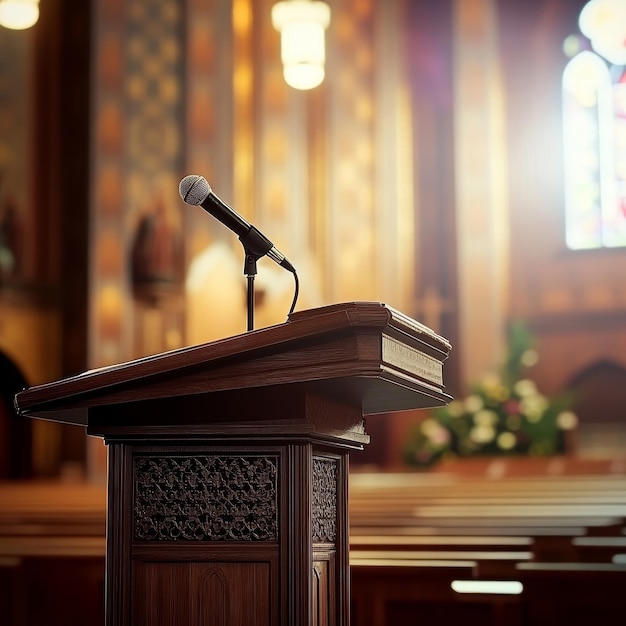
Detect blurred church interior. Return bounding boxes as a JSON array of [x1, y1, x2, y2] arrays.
[[1, 0, 626, 623]]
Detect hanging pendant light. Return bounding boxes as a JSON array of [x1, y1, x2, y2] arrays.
[[0, 0, 39, 30], [271, 0, 331, 90]]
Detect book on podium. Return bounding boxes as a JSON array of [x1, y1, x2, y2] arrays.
[[15, 301, 452, 626]]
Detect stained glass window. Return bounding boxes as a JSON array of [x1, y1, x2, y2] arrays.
[[562, 0, 626, 250]]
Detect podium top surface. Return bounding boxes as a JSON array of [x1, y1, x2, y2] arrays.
[[15, 301, 452, 425]]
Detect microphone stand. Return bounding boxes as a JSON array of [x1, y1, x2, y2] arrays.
[[239, 225, 277, 332], [243, 250, 259, 332], [239, 226, 297, 332]]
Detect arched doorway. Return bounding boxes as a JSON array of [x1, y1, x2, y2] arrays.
[[567, 360, 626, 459], [0, 351, 31, 479]]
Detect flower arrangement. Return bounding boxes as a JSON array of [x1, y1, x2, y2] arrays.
[[404, 322, 578, 468]]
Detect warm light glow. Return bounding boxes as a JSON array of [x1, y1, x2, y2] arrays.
[[561, 47, 626, 249], [0, 0, 39, 30], [562, 50, 611, 107], [271, 0, 330, 90], [591, 34, 626, 66], [452, 580, 523, 595], [562, 1, 626, 250], [579, 0, 626, 65]]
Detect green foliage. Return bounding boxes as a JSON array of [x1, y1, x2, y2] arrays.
[[404, 322, 578, 468]]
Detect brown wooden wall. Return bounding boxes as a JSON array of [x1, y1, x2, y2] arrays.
[[0, 0, 91, 476]]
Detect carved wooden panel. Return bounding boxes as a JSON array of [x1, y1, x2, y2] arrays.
[[312, 457, 337, 544], [133, 455, 278, 541]]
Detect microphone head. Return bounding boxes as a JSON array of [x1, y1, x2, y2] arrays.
[[179, 175, 212, 205]]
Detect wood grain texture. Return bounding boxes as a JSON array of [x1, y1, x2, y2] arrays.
[[14, 302, 452, 423], [132, 561, 273, 626]]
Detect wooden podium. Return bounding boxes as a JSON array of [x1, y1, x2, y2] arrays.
[[15, 302, 452, 626]]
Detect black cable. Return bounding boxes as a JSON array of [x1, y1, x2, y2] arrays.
[[288, 270, 299, 317]]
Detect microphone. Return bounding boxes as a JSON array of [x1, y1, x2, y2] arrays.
[[179, 175, 295, 273]]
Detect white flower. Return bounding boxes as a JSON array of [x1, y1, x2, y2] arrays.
[[473, 410, 498, 427], [556, 411, 578, 430], [421, 418, 440, 436], [514, 379, 537, 397], [464, 395, 484, 413], [420, 418, 450, 445], [497, 432, 517, 450], [483, 374, 509, 402], [481, 373, 502, 390], [446, 400, 465, 417], [521, 349, 539, 367], [520, 394, 548, 422], [470, 424, 496, 444]]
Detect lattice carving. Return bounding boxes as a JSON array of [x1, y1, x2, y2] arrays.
[[312, 457, 337, 543], [134, 455, 278, 541]]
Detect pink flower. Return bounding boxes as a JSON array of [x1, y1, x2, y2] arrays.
[[504, 400, 521, 415]]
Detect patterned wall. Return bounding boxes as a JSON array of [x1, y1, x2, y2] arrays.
[[91, 0, 186, 370]]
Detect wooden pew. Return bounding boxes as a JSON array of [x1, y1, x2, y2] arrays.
[[0, 556, 23, 626], [350, 534, 533, 551], [351, 553, 626, 626], [0, 481, 106, 537], [0, 481, 106, 626], [349, 472, 626, 558], [0, 535, 106, 626], [350, 557, 523, 626], [572, 536, 626, 562], [349, 475, 626, 518], [350, 531, 582, 563], [349, 471, 626, 626], [350, 512, 624, 531], [516, 562, 626, 626], [351, 547, 531, 579]]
